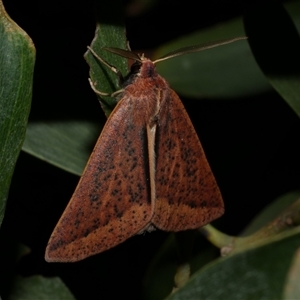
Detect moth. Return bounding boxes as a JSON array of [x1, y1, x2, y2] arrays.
[[45, 37, 246, 262]]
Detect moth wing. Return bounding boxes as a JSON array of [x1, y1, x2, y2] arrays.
[[153, 90, 224, 231], [45, 96, 152, 262]]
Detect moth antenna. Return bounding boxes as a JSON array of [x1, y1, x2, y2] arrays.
[[153, 36, 248, 64], [104, 47, 142, 62]]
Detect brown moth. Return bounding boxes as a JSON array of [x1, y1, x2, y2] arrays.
[[45, 37, 246, 262]]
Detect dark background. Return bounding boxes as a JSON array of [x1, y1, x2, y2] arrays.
[[1, 0, 300, 299]]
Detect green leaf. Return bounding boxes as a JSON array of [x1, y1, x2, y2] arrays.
[[0, 1, 35, 226], [166, 227, 300, 300], [84, 1, 128, 117], [6, 276, 75, 300], [23, 121, 102, 176], [155, 1, 300, 99], [244, 1, 300, 117], [22, 1, 126, 176], [155, 18, 257, 99]]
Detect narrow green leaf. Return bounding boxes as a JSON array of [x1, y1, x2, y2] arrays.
[[23, 0, 126, 175], [155, 1, 300, 99], [84, 0, 127, 116], [0, 1, 35, 226], [155, 18, 258, 99], [23, 121, 101, 175]]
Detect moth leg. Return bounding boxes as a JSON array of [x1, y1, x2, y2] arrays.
[[87, 46, 124, 82], [88, 78, 124, 97], [87, 46, 125, 97], [126, 40, 131, 51]]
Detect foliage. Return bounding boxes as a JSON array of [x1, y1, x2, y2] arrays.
[[1, 0, 300, 299]]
